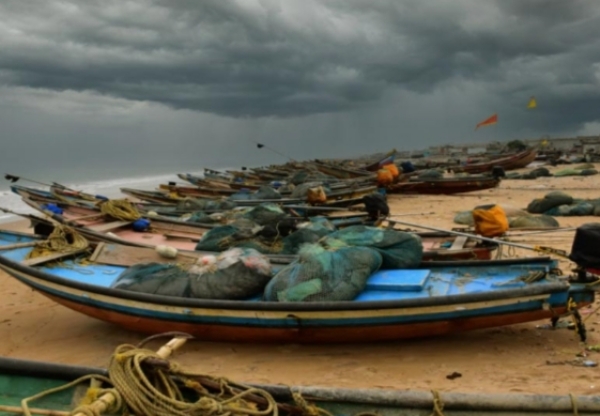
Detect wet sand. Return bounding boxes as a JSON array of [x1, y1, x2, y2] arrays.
[[2, 168, 600, 395]]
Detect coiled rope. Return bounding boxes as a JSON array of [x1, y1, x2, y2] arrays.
[[25, 224, 89, 260], [98, 200, 141, 221]]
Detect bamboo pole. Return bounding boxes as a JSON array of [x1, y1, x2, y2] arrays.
[[385, 218, 569, 258]]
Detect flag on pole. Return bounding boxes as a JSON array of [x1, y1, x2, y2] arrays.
[[475, 113, 498, 130], [527, 96, 537, 109]]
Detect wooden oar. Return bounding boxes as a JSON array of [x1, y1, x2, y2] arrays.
[[386, 218, 570, 259]]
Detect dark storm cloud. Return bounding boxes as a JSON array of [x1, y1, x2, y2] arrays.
[[1, 0, 600, 134]]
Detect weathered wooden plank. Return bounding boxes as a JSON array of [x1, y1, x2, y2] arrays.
[[0, 242, 37, 251], [90, 243, 200, 267], [163, 233, 202, 242], [88, 221, 132, 232], [449, 236, 468, 251], [22, 248, 88, 266]]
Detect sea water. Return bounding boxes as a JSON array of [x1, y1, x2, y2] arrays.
[[0, 171, 209, 224]]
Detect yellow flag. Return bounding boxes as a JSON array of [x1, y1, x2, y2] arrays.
[[527, 96, 537, 109]]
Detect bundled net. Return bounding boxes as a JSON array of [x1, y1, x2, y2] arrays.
[[112, 248, 272, 300], [320, 225, 423, 269], [264, 244, 382, 302], [26, 223, 89, 260], [99, 199, 142, 221]]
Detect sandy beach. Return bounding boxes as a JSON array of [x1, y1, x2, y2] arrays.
[[2, 168, 600, 396]]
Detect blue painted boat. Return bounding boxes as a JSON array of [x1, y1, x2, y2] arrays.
[[0, 229, 594, 343]]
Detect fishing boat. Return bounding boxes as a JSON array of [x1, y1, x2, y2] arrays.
[[450, 148, 538, 174], [157, 183, 379, 203], [312, 161, 377, 179], [359, 149, 397, 172], [0, 229, 592, 343], [387, 176, 501, 195], [2, 356, 599, 415], [10, 185, 98, 209], [21, 195, 499, 262]]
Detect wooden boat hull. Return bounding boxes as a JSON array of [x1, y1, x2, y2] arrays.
[[0, 231, 592, 344], [3, 357, 600, 415], [387, 177, 501, 195], [313, 162, 376, 179], [451, 148, 538, 174], [0, 260, 589, 344]]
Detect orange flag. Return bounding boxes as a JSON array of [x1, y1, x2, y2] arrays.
[[475, 113, 498, 130]]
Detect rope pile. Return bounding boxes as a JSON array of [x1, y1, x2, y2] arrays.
[[25, 224, 89, 260], [21, 342, 330, 416], [99, 200, 141, 221]]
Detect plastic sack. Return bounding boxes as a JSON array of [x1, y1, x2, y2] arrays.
[[377, 169, 394, 186], [472, 204, 509, 237], [383, 163, 400, 179]]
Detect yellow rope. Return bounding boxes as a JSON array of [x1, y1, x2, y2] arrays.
[[25, 224, 89, 260], [430, 390, 445, 416], [570, 393, 579, 416], [19, 374, 115, 416], [99, 199, 141, 221]]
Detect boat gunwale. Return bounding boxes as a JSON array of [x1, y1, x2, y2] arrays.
[[0, 241, 569, 313]]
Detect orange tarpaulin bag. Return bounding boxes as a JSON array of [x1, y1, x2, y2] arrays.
[[383, 163, 400, 179], [377, 169, 394, 186], [472, 204, 509, 237]]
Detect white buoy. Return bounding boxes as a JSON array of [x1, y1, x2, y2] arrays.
[[156, 245, 178, 259]]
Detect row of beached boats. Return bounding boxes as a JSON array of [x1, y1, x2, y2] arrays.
[[2, 146, 600, 415], [0, 153, 597, 344]]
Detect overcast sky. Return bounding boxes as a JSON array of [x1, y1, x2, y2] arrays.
[[1, 0, 600, 183]]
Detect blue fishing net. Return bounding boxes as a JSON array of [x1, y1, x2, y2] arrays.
[[320, 225, 423, 269], [111, 263, 191, 297], [264, 244, 382, 302]]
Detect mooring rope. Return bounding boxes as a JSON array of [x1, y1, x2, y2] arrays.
[[98, 199, 142, 221], [25, 224, 89, 260]]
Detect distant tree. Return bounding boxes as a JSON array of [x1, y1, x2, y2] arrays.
[[506, 140, 527, 152]]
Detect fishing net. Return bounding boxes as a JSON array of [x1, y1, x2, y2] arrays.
[[99, 199, 142, 221], [291, 182, 332, 199], [111, 263, 192, 297], [454, 210, 475, 225], [545, 202, 594, 216], [296, 217, 336, 237], [112, 248, 272, 300], [241, 204, 287, 226], [289, 171, 334, 185], [527, 191, 573, 214], [195, 222, 262, 252], [184, 211, 228, 224], [189, 248, 272, 300], [26, 223, 90, 260], [320, 225, 423, 269], [263, 244, 382, 302], [509, 215, 559, 229], [281, 228, 323, 254], [253, 186, 282, 200], [417, 169, 443, 179], [176, 197, 238, 212]]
